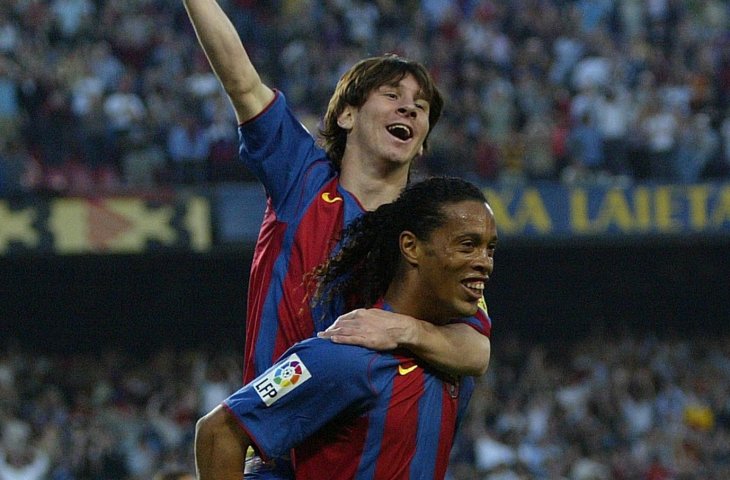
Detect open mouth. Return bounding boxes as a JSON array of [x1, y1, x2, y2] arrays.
[[462, 280, 485, 299], [386, 124, 413, 141]]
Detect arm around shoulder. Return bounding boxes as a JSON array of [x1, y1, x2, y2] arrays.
[[402, 319, 491, 376], [319, 309, 491, 376]]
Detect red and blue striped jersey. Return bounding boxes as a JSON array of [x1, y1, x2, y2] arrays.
[[239, 91, 366, 383], [239, 92, 492, 385], [224, 335, 475, 479]]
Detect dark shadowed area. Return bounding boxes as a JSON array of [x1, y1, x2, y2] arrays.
[[2, 240, 727, 355]]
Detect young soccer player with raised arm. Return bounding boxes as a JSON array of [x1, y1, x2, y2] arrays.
[[183, 2, 493, 476]]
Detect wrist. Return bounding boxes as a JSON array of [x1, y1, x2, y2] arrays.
[[394, 314, 424, 350]]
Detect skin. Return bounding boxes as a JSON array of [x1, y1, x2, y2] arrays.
[[195, 404, 249, 480], [183, 0, 489, 378], [337, 78, 430, 210], [154, 472, 195, 480], [319, 201, 497, 374], [195, 200, 498, 480], [389, 200, 498, 323]]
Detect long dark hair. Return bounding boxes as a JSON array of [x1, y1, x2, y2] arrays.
[[310, 176, 486, 314]]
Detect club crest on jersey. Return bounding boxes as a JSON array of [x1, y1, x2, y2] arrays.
[[254, 353, 312, 406]]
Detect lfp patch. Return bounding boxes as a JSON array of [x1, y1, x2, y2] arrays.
[[253, 353, 312, 406]]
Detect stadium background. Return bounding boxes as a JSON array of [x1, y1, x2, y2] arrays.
[[2, 194, 729, 352], [1, 0, 730, 479]]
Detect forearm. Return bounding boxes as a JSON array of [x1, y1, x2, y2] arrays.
[[399, 319, 491, 376], [320, 309, 491, 376], [195, 405, 251, 480], [183, 0, 272, 121]]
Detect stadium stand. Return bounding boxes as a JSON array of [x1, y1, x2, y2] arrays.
[[1, 0, 729, 195], [1, 333, 730, 479]]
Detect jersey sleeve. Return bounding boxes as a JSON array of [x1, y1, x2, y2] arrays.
[[223, 338, 377, 460], [237, 91, 333, 217], [449, 296, 492, 337]]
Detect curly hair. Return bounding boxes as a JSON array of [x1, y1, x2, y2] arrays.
[[310, 176, 486, 314], [319, 54, 444, 171]]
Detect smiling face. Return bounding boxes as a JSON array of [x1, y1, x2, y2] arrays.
[[405, 200, 498, 323], [337, 74, 431, 170]]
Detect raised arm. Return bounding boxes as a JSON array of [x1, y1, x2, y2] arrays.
[[195, 405, 250, 480], [319, 309, 491, 376], [183, 0, 274, 123]]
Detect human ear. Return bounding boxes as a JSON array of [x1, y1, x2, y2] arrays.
[[399, 231, 420, 266], [337, 107, 354, 130]]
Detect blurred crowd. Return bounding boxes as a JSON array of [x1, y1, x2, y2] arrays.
[[0, 341, 233, 480], [1, 0, 730, 197], [2, 332, 730, 479], [450, 332, 730, 480]]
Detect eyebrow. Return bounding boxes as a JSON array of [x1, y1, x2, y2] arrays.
[[380, 81, 429, 101]]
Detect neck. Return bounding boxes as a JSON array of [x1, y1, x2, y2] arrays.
[[339, 160, 410, 211], [383, 273, 440, 325]]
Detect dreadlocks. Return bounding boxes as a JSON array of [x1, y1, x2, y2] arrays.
[[310, 176, 487, 314]]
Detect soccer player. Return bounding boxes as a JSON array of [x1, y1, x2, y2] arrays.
[[195, 176, 498, 480], [183, 2, 492, 476]]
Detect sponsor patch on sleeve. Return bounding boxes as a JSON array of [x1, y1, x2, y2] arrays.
[[253, 353, 312, 406]]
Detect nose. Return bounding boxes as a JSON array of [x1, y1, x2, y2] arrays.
[[397, 105, 418, 118], [473, 248, 494, 277]]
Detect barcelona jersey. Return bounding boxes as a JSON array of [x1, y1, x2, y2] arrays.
[[224, 336, 475, 479], [239, 92, 492, 384]]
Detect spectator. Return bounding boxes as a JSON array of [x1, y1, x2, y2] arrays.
[[0, 138, 39, 196], [0, 419, 51, 480], [523, 114, 556, 181], [594, 87, 633, 178], [49, 0, 95, 41], [1, 330, 730, 479], [674, 112, 721, 183], [103, 71, 146, 138], [166, 111, 210, 185], [639, 97, 680, 181], [0, 56, 21, 143], [720, 109, 730, 176], [0, 0, 728, 192], [564, 111, 605, 184], [121, 129, 166, 188]]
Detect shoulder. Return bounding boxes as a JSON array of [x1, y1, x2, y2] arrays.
[[238, 90, 287, 130], [293, 337, 374, 364], [291, 339, 404, 378]]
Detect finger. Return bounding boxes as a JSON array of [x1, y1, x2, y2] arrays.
[[337, 310, 359, 321], [318, 329, 339, 338], [328, 335, 366, 345]]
